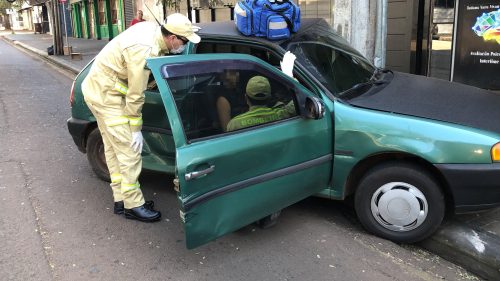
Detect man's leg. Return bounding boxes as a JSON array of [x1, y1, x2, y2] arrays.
[[105, 123, 160, 222], [105, 123, 145, 209], [87, 104, 123, 203]]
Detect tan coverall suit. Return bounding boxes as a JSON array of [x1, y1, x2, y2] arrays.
[[82, 22, 169, 209]]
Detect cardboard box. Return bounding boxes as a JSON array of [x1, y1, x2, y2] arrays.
[[63, 46, 72, 56]]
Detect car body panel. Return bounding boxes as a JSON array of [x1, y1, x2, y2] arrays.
[[330, 101, 500, 202], [69, 60, 176, 173], [436, 163, 500, 212]]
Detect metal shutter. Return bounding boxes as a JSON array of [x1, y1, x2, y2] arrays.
[[123, 0, 134, 29]]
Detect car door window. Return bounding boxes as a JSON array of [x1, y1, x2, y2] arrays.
[[195, 42, 282, 67], [290, 43, 374, 95], [161, 59, 298, 141], [196, 41, 319, 95]]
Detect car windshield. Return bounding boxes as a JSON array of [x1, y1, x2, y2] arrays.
[[290, 42, 375, 97]]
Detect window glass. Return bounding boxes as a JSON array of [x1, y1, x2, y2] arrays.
[[163, 60, 298, 141], [110, 0, 118, 24], [428, 0, 455, 80], [195, 41, 317, 93], [195, 42, 282, 68], [98, 0, 106, 25], [290, 43, 374, 96]]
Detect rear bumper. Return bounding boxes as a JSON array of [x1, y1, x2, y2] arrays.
[[435, 163, 500, 213], [67, 117, 93, 153]]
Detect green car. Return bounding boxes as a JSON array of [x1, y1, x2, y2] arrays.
[[67, 19, 500, 249]]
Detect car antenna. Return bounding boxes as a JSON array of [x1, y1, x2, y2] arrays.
[[144, 4, 163, 27], [143, 5, 202, 31]]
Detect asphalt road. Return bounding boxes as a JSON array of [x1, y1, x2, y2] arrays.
[[0, 38, 482, 281]]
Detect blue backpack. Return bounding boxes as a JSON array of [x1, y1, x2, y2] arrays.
[[234, 0, 300, 40]]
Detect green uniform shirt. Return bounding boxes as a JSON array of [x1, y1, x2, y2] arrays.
[[226, 102, 295, 132]]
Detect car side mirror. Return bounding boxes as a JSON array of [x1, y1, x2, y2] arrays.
[[304, 96, 325, 120]]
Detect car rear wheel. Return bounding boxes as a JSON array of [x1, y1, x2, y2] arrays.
[[86, 128, 110, 182], [354, 162, 444, 243]]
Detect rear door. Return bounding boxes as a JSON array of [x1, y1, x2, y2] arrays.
[[148, 54, 333, 249]]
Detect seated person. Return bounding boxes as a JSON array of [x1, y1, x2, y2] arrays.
[[218, 51, 297, 132], [227, 76, 295, 132], [215, 70, 248, 131]]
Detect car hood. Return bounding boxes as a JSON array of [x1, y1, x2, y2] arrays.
[[348, 71, 500, 134]]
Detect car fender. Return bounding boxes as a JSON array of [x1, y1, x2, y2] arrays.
[[330, 102, 500, 199]]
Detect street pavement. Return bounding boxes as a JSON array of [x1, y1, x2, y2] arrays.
[[1, 30, 500, 280]]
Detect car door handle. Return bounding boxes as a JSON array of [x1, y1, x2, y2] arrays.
[[185, 165, 215, 181]]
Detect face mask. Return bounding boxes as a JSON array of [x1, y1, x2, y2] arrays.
[[171, 43, 186, 54], [169, 39, 186, 54]]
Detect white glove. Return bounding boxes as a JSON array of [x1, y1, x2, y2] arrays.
[[131, 131, 144, 153], [280, 51, 296, 78]]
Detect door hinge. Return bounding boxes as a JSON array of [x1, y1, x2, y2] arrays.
[[173, 177, 180, 193]]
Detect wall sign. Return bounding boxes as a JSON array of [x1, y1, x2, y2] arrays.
[[451, 0, 500, 90]]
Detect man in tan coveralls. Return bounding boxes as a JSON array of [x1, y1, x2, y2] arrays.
[[82, 13, 200, 222]]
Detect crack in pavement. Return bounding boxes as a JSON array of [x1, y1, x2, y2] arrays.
[[0, 90, 10, 133], [16, 161, 58, 281]]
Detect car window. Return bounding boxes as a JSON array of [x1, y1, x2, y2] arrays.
[[146, 73, 158, 91], [195, 42, 282, 67], [162, 59, 298, 141], [195, 41, 318, 94], [290, 43, 374, 95]]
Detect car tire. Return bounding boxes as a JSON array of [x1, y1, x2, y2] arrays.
[[86, 128, 110, 182], [354, 162, 444, 243]]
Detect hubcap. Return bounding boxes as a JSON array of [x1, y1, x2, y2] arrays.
[[370, 182, 428, 232]]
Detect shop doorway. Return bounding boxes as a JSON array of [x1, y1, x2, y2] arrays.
[[428, 0, 455, 80]]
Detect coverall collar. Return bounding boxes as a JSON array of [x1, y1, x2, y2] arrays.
[[248, 105, 269, 111], [154, 27, 169, 55]]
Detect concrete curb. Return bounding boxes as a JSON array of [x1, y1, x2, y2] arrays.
[[1, 36, 80, 75], [419, 221, 500, 280]]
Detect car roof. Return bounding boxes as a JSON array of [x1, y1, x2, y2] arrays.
[[195, 18, 360, 55], [198, 18, 321, 35]]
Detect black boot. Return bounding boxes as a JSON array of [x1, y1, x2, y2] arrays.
[[114, 200, 154, 215], [124, 204, 161, 222]]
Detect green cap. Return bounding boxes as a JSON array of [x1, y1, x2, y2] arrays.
[[246, 76, 271, 100]]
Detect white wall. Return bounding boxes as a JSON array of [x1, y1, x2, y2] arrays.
[[333, 0, 379, 62]]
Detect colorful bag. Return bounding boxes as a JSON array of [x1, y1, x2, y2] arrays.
[[234, 0, 300, 40]]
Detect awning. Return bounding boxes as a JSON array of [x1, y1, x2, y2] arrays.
[[17, 7, 32, 12]]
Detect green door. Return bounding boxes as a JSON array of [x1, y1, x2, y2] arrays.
[[97, 0, 109, 38], [149, 54, 333, 249]]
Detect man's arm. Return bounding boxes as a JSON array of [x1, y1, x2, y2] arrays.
[[123, 46, 151, 132]]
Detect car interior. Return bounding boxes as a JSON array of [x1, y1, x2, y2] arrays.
[[142, 41, 302, 143], [165, 67, 297, 141]]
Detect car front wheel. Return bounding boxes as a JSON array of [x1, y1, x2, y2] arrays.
[[354, 162, 444, 243], [86, 128, 110, 182]]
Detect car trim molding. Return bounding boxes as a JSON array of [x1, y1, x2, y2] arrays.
[[334, 149, 353, 156], [183, 154, 333, 211], [435, 163, 500, 213], [142, 126, 172, 135]]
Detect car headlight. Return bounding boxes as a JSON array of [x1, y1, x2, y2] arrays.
[[492, 142, 500, 162]]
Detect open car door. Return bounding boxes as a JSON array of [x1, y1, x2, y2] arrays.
[[148, 54, 333, 249]]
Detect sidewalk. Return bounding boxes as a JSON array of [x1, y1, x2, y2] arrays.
[[2, 31, 500, 280], [1, 31, 106, 74]]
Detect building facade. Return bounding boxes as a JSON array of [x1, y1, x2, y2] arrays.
[[70, 0, 132, 39], [67, 0, 498, 90]]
